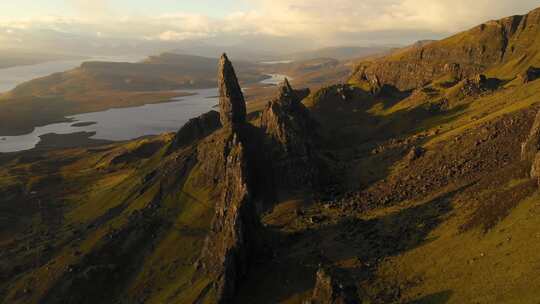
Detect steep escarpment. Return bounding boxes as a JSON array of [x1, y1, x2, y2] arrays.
[[195, 54, 269, 302], [351, 7, 540, 91]]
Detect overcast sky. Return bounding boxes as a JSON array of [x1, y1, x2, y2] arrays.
[[1, 0, 539, 54]]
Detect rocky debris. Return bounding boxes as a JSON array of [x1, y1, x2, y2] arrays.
[[521, 110, 540, 161], [519, 66, 540, 83], [260, 79, 318, 189], [172, 110, 221, 148], [311, 266, 359, 304], [218, 53, 247, 126], [339, 108, 535, 211], [406, 146, 425, 162], [459, 74, 489, 96]]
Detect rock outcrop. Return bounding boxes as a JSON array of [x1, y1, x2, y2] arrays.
[[197, 128, 258, 302], [521, 110, 540, 161], [350, 8, 540, 91], [260, 79, 318, 189], [197, 55, 262, 303], [171, 110, 221, 148], [218, 53, 247, 126], [522, 109, 540, 182], [459, 74, 489, 96], [311, 266, 359, 304]]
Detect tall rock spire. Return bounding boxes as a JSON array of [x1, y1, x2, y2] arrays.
[[218, 53, 247, 126]]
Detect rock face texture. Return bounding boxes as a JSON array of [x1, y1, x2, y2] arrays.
[[197, 56, 262, 303], [351, 8, 540, 91], [197, 128, 258, 302], [522, 110, 540, 182], [172, 110, 221, 148], [260, 79, 318, 189], [218, 53, 247, 126], [311, 266, 359, 304], [521, 110, 540, 161]]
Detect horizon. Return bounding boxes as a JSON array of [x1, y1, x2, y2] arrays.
[[1, 0, 539, 56]]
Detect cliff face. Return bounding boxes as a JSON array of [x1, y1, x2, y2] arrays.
[[260, 79, 318, 189], [522, 109, 540, 182], [218, 54, 247, 126], [197, 128, 258, 302], [351, 8, 540, 91], [196, 54, 262, 303]]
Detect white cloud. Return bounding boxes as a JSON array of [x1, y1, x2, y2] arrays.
[[0, 0, 538, 51]]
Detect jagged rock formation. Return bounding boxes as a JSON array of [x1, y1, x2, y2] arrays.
[[197, 56, 262, 303], [260, 78, 318, 189], [311, 266, 359, 304], [350, 7, 540, 91], [197, 128, 259, 302], [171, 110, 221, 148], [218, 53, 247, 126]]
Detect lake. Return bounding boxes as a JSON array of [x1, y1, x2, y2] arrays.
[[0, 74, 287, 153]]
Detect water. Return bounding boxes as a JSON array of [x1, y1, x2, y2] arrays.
[[260, 74, 292, 85], [0, 74, 287, 153]]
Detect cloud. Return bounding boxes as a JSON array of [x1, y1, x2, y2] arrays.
[[0, 0, 538, 53]]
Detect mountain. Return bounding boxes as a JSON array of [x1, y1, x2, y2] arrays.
[[0, 50, 85, 69], [3, 6, 540, 304], [350, 8, 540, 90], [282, 46, 393, 61], [0, 53, 267, 136]]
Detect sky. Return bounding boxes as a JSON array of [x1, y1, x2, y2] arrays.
[[0, 0, 539, 56]]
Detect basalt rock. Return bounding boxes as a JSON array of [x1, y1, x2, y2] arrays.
[[260, 79, 318, 189], [171, 110, 221, 148], [197, 128, 259, 303], [351, 8, 540, 91], [311, 266, 359, 304], [521, 110, 540, 161], [460, 74, 489, 96], [218, 53, 247, 126], [197, 57, 263, 303]]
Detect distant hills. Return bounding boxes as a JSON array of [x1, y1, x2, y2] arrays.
[[0, 50, 85, 69], [281, 46, 394, 61]]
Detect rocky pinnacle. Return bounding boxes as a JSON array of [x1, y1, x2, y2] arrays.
[[218, 53, 247, 126]]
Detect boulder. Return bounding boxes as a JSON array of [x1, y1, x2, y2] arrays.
[[311, 266, 359, 304]]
